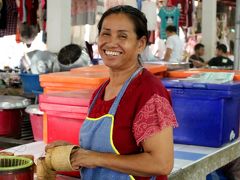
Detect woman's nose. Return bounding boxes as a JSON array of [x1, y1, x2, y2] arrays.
[[106, 35, 119, 46]]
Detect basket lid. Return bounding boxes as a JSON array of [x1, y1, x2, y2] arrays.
[[0, 96, 30, 109], [0, 156, 33, 171], [25, 104, 43, 115]]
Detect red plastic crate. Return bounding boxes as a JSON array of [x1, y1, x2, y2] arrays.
[[46, 111, 86, 144], [39, 90, 92, 144], [0, 109, 24, 138]]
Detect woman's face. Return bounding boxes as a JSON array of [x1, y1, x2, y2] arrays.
[[98, 13, 146, 70]]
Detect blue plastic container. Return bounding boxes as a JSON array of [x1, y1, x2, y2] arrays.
[[20, 73, 43, 95], [162, 79, 240, 147]]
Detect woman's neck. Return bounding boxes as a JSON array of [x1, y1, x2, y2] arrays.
[[108, 63, 140, 87], [103, 63, 141, 101]]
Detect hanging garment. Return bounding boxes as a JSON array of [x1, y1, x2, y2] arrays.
[[171, 0, 187, 27], [141, 1, 157, 31], [0, 0, 18, 37], [187, 0, 194, 27], [25, 0, 38, 25], [148, 30, 155, 44], [137, 0, 142, 10], [71, 25, 87, 47], [19, 23, 39, 46], [158, 6, 180, 39], [71, 0, 97, 25], [0, 0, 7, 29], [0, 0, 3, 10], [17, 0, 38, 25], [123, 0, 137, 8], [104, 0, 124, 10]]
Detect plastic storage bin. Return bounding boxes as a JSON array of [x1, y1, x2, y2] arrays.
[[71, 64, 167, 75], [20, 73, 43, 94], [25, 105, 43, 141], [0, 96, 30, 138], [0, 156, 34, 180], [162, 79, 240, 147], [39, 90, 92, 144], [70, 65, 109, 73], [40, 71, 108, 93], [166, 69, 240, 80]]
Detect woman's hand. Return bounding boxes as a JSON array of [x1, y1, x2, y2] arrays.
[[45, 140, 71, 152], [70, 148, 99, 170]]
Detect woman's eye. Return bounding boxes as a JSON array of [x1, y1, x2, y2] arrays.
[[101, 32, 110, 36], [119, 35, 127, 39]]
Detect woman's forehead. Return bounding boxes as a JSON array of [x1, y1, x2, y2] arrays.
[[101, 13, 135, 31]]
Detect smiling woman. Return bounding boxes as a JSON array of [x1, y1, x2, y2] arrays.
[[46, 5, 178, 180]]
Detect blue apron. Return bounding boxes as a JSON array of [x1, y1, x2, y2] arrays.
[[80, 67, 144, 180]]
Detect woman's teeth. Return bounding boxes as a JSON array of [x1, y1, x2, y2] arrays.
[[105, 50, 121, 56]]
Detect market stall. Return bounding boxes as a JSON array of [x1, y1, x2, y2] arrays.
[[2, 139, 240, 180]]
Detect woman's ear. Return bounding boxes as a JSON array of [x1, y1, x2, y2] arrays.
[[137, 36, 147, 54]]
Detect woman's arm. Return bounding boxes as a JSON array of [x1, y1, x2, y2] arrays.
[[71, 127, 174, 177]]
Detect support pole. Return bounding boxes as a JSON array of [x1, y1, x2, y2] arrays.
[[47, 0, 71, 53], [234, 0, 240, 70], [201, 0, 217, 61]]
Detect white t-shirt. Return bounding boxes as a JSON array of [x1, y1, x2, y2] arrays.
[[166, 34, 184, 62]]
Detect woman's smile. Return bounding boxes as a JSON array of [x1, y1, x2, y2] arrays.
[[104, 50, 123, 57]]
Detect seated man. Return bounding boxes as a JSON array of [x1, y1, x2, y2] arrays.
[[191, 44, 233, 69], [189, 43, 205, 68], [208, 44, 233, 69]]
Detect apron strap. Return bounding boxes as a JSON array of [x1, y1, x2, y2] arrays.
[[87, 80, 109, 115], [109, 67, 144, 116]]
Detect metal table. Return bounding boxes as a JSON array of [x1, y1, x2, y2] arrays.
[[170, 139, 240, 180], [3, 140, 240, 180]]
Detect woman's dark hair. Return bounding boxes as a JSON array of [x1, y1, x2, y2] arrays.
[[97, 5, 149, 45]]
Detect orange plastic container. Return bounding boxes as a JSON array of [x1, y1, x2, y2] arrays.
[[143, 63, 167, 74], [166, 69, 240, 80], [40, 71, 109, 93], [41, 65, 167, 93], [70, 65, 109, 73], [43, 87, 85, 94], [41, 82, 99, 89], [71, 64, 167, 75], [40, 71, 108, 85]]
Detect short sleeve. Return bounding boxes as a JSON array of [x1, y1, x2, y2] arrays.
[[208, 58, 215, 66], [166, 37, 174, 49], [133, 94, 178, 146]]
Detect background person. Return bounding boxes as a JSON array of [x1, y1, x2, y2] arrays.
[[189, 43, 234, 69], [189, 43, 205, 68], [208, 43, 233, 69], [163, 25, 184, 63], [46, 5, 177, 180]]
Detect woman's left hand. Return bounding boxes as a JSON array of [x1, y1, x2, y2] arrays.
[[70, 148, 99, 170]]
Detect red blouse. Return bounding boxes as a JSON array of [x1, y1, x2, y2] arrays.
[[88, 69, 178, 180]]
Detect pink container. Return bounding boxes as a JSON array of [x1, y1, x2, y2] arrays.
[[39, 90, 92, 145], [25, 105, 43, 141], [29, 114, 43, 141], [46, 110, 86, 144]]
